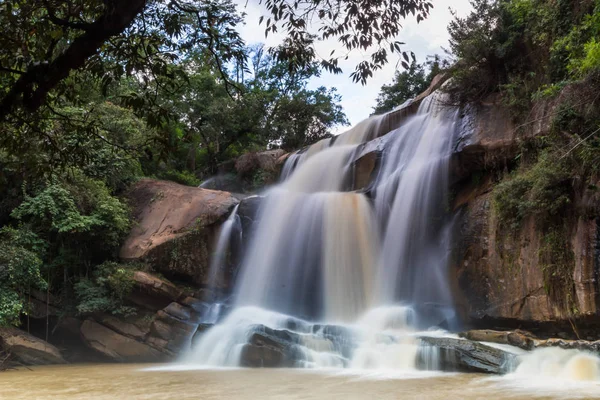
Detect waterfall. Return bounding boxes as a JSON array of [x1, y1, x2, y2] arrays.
[[187, 91, 462, 368]]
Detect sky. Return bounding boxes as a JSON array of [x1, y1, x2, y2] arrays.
[[234, 0, 473, 133]]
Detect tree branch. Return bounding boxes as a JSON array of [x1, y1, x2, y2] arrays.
[[0, 0, 148, 121]]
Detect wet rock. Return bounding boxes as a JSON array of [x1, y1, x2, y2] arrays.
[[459, 329, 535, 351], [80, 320, 166, 362], [128, 271, 181, 311], [0, 327, 67, 366], [237, 324, 302, 368], [240, 343, 289, 368], [534, 338, 600, 352], [240, 328, 297, 368], [120, 178, 238, 289], [164, 302, 193, 322], [148, 310, 197, 353], [180, 296, 208, 314], [417, 336, 516, 374]]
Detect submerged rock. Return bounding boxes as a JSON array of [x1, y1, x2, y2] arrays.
[[238, 325, 300, 367], [0, 327, 67, 366], [417, 336, 516, 374]]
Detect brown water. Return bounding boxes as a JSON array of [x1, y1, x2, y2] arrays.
[[2, 365, 600, 400]]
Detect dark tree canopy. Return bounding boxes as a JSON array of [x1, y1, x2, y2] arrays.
[[372, 55, 446, 114], [0, 0, 433, 122]]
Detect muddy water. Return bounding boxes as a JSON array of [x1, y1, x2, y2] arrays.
[[2, 365, 600, 400]]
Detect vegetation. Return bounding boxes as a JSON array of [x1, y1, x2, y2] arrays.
[[445, 0, 600, 315], [0, 0, 430, 328], [372, 56, 447, 114]]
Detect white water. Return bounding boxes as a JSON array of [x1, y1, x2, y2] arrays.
[[205, 204, 240, 296], [186, 90, 600, 384]]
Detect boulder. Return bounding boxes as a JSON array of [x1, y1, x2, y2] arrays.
[[120, 179, 239, 289], [240, 329, 296, 368], [238, 325, 302, 368], [0, 327, 66, 366], [128, 271, 181, 311], [417, 336, 516, 374], [80, 320, 166, 362], [235, 149, 286, 177]]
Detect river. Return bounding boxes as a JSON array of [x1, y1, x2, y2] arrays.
[[2, 364, 600, 400]]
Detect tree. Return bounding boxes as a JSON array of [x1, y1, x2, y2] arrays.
[[372, 55, 447, 114], [0, 0, 246, 122], [0, 0, 434, 126], [259, 0, 434, 84]]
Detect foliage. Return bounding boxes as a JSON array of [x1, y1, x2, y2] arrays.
[[12, 173, 130, 248], [0, 227, 46, 326], [446, 0, 599, 108], [539, 225, 576, 313], [493, 152, 571, 230], [157, 169, 201, 187], [74, 262, 136, 316], [372, 56, 447, 114], [260, 0, 434, 84]]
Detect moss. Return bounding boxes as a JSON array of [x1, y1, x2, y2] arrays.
[[538, 226, 577, 313]]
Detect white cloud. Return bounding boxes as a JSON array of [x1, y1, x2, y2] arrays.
[[234, 0, 473, 131]]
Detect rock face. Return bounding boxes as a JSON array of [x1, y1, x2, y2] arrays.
[[452, 186, 600, 336], [0, 327, 66, 365], [120, 179, 238, 290], [440, 87, 600, 338]]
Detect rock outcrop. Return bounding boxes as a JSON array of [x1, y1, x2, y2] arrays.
[[80, 320, 166, 362], [120, 179, 238, 290], [417, 336, 516, 374], [128, 271, 182, 311], [74, 270, 214, 362], [0, 327, 66, 366]]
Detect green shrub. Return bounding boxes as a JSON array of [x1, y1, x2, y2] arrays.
[[493, 152, 571, 229], [157, 169, 200, 186], [75, 262, 136, 317], [0, 227, 46, 326]]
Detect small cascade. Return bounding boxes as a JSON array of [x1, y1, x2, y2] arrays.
[[205, 204, 240, 298], [511, 348, 600, 381]]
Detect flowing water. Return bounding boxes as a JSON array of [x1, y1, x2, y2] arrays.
[[3, 363, 600, 400], [188, 91, 463, 369]]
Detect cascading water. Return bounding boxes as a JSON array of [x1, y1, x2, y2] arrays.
[[184, 90, 462, 369], [182, 89, 600, 384]]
